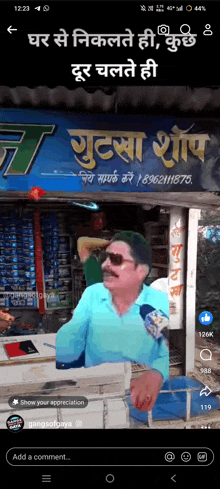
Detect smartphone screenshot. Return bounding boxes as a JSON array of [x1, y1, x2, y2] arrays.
[[0, 1, 220, 487]]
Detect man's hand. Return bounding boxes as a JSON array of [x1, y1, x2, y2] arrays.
[[130, 370, 163, 412], [0, 309, 15, 323], [0, 309, 15, 332], [77, 237, 110, 263]]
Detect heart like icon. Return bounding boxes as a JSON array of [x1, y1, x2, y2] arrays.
[[199, 386, 212, 397]]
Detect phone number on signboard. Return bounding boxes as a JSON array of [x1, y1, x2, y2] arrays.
[[138, 174, 192, 185]]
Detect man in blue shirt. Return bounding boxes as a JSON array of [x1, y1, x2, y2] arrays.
[[56, 231, 169, 414]]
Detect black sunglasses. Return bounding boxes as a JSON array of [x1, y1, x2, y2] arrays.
[[100, 251, 135, 266]]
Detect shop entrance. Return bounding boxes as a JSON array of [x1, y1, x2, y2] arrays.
[[0, 200, 170, 335], [0, 200, 184, 377]]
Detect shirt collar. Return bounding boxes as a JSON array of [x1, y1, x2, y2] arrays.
[[100, 284, 111, 303], [100, 283, 150, 306], [134, 284, 149, 306]]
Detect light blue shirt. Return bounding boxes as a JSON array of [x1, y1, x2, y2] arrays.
[[56, 283, 169, 382]]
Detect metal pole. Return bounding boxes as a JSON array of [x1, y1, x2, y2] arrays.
[[186, 389, 192, 421], [185, 209, 200, 374], [147, 410, 153, 427]]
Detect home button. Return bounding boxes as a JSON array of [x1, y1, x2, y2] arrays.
[[106, 474, 115, 483]]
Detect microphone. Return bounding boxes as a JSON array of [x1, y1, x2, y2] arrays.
[[139, 304, 169, 341]]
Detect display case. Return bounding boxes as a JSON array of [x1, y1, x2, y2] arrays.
[[147, 219, 169, 283], [41, 213, 74, 311], [0, 210, 37, 309]]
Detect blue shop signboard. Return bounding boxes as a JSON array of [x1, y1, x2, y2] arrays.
[[0, 109, 219, 193]]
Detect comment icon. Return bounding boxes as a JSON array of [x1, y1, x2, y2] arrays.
[[200, 349, 212, 361]]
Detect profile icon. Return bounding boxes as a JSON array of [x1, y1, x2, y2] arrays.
[[6, 415, 24, 432], [203, 24, 213, 36]]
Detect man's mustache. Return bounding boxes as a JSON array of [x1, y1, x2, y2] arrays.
[[102, 268, 118, 278]]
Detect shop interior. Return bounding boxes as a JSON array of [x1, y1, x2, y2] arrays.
[[0, 200, 182, 375]]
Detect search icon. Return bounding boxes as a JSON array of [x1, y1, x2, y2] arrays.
[[200, 349, 212, 361]]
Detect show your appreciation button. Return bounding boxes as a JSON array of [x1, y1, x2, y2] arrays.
[[8, 396, 88, 408]]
